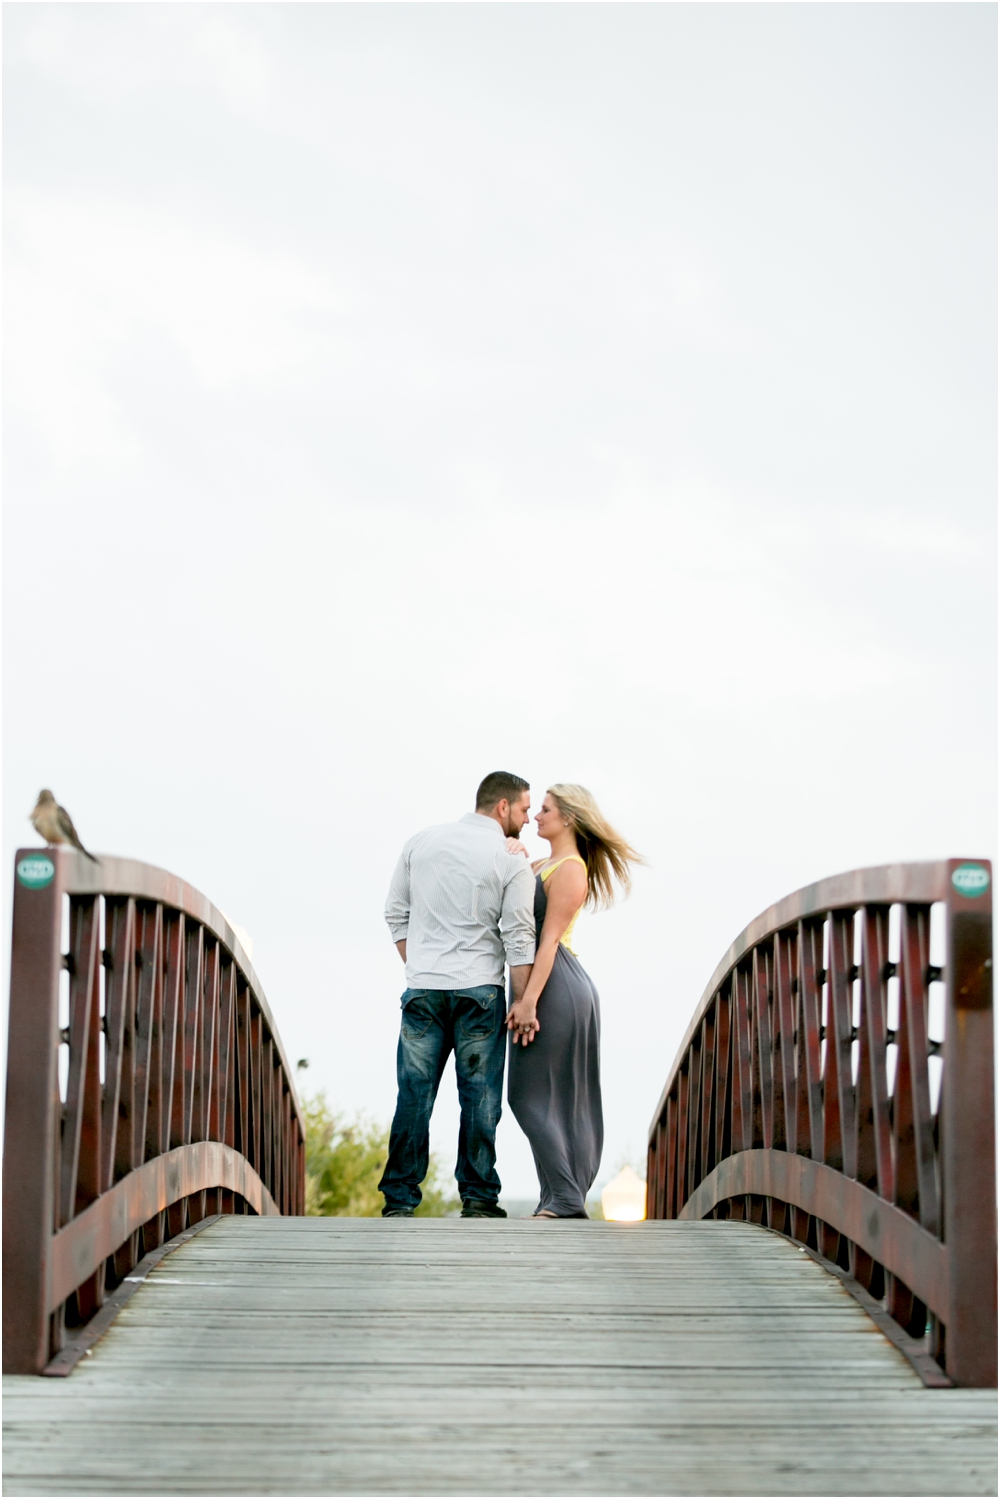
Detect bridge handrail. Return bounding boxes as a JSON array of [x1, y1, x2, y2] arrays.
[[646, 858, 996, 1387], [3, 848, 306, 1374]]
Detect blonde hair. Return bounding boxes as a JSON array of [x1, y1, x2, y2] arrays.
[[547, 784, 642, 910]]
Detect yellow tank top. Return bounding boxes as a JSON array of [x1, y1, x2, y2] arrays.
[[539, 854, 588, 955]]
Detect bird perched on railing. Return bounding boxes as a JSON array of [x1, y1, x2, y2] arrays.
[[30, 789, 98, 862]]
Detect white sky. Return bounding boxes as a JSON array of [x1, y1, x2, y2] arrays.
[[3, 3, 996, 1199]]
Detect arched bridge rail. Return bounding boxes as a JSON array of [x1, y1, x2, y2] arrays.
[[3, 848, 305, 1374], [647, 858, 996, 1387]]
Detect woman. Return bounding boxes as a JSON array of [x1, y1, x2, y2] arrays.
[[506, 784, 641, 1218]]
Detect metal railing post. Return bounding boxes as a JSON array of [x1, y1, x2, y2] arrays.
[[3, 850, 63, 1373], [943, 859, 997, 1386]]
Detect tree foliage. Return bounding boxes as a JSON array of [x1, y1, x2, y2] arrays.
[[303, 1091, 459, 1217]]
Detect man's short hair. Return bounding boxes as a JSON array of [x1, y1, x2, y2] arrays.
[[475, 771, 530, 811]]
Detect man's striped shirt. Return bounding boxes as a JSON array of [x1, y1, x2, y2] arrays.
[[385, 813, 536, 988]]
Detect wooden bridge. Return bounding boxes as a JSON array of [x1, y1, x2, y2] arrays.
[[3, 850, 997, 1496]]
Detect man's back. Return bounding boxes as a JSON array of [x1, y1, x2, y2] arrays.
[[385, 812, 535, 988]]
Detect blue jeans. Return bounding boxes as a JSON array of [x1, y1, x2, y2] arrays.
[[378, 985, 507, 1212]]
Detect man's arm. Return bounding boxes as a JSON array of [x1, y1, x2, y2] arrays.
[[501, 861, 535, 1031], [500, 860, 539, 1039], [500, 860, 536, 974], [385, 849, 411, 958], [509, 964, 532, 1002]]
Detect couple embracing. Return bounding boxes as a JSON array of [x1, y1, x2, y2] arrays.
[[379, 771, 640, 1219]]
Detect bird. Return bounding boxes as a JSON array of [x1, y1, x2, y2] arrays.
[[30, 789, 99, 862]]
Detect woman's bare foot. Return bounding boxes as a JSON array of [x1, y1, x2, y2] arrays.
[[533, 1210, 559, 1218]]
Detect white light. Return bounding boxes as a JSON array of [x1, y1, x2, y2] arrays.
[[601, 1166, 647, 1222]]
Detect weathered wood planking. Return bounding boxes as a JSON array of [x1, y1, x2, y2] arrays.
[[3, 1219, 996, 1497]]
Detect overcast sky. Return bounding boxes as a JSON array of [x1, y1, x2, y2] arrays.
[[4, 3, 996, 1200]]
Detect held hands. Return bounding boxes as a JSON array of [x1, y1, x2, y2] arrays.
[[506, 999, 540, 1046]]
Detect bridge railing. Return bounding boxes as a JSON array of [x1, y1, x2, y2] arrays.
[[3, 848, 306, 1374], [647, 859, 996, 1387]]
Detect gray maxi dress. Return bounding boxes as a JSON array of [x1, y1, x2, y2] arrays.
[[507, 870, 604, 1217]]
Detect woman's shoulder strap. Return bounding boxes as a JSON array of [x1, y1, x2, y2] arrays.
[[540, 854, 588, 881]]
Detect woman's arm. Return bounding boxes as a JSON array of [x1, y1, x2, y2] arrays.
[[507, 861, 588, 1044]]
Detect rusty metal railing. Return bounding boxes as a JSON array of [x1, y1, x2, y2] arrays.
[[647, 859, 996, 1387], [3, 848, 306, 1374]]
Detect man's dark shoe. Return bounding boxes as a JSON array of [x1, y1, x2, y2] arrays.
[[382, 1207, 416, 1217], [461, 1200, 507, 1218]]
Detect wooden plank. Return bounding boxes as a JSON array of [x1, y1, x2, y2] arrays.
[[3, 1219, 995, 1498]]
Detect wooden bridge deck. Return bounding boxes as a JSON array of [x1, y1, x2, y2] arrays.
[[3, 1217, 995, 1497]]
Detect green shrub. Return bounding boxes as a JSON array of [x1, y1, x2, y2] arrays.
[[303, 1091, 459, 1217]]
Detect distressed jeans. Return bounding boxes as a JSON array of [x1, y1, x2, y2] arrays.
[[378, 985, 507, 1212]]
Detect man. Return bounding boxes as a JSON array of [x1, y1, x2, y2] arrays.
[[379, 771, 535, 1218]]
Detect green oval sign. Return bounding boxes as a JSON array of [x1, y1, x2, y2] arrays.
[[17, 853, 55, 890], [951, 863, 990, 899]]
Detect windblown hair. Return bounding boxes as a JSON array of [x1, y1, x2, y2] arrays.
[[475, 770, 530, 811], [547, 784, 642, 910]]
